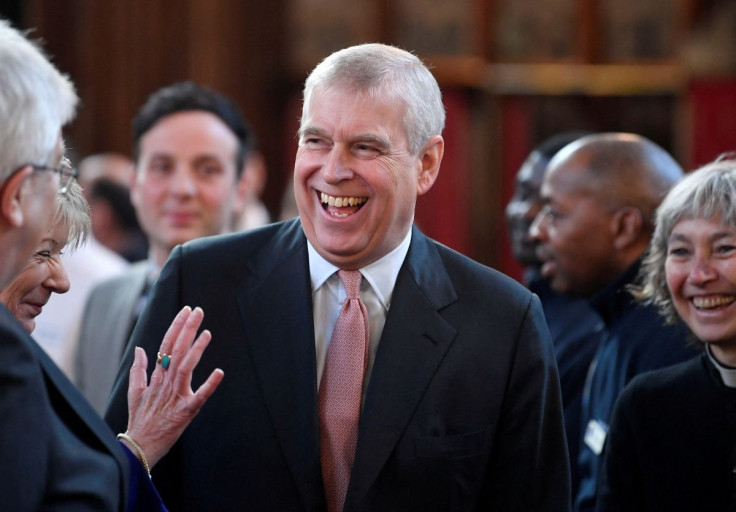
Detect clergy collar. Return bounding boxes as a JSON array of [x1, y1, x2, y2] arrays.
[[706, 344, 736, 388]]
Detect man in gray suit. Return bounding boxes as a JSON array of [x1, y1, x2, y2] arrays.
[[74, 81, 253, 413]]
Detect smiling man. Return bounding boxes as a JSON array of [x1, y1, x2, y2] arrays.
[[530, 133, 699, 512], [74, 81, 252, 413], [105, 43, 569, 512]]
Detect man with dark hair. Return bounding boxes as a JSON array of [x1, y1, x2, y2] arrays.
[[0, 20, 221, 511], [74, 81, 252, 413], [131, 81, 253, 172], [506, 131, 603, 498]]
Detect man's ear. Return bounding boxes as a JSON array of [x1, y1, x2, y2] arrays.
[[416, 135, 444, 196], [610, 206, 644, 250], [0, 166, 33, 228]]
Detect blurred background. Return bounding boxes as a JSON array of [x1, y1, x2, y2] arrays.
[[2, 0, 735, 281]]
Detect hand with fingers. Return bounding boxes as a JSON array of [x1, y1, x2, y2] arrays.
[[116, 306, 224, 473]]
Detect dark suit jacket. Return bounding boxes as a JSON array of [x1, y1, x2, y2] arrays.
[[0, 303, 128, 511], [597, 353, 736, 512], [105, 219, 570, 511], [0, 302, 168, 511]]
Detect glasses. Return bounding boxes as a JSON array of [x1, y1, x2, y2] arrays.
[[31, 162, 78, 194]]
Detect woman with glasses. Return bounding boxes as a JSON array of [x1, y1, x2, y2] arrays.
[[597, 156, 736, 511]]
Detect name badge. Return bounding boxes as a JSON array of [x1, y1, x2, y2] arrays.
[[584, 419, 608, 455]]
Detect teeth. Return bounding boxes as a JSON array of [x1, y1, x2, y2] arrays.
[[693, 296, 735, 309], [320, 192, 367, 207]]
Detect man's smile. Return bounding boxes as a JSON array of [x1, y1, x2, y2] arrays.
[[319, 191, 368, 217]]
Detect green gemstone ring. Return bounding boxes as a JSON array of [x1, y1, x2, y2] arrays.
[[157, 352, 171, 370]]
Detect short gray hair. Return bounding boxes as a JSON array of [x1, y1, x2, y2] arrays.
[[634, 156, 736, 323], [301, 43, 445, 155], [0, 20, 78, 179], [53, 158, 89, 251]]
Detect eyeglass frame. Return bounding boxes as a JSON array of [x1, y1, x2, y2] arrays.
[[30, 162, 78, 194]]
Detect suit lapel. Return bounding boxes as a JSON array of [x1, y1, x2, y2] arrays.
[[237, 220, 324, 508], [116, 262, 150, 325], [349, 228, 458, 501], [14, 307, 130, 511]]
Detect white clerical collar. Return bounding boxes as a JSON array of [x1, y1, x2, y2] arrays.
[[706, 345, 736, 388], [307, 228, 412, 310]]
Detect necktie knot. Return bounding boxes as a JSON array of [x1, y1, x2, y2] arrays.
[[338, 269, 362, 299]]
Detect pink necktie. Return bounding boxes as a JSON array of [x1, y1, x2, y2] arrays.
[[319, 269, 369, 512]]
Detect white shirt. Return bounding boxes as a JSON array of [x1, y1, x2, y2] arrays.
[[308, 229, 412, 395]]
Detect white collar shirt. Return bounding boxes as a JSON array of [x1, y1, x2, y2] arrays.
[[308, 229, 412, 396]]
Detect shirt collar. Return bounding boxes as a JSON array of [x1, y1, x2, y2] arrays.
[[147, 259, 161, 284], [307, 228, 412, 310], [706, 344, 736, 388]]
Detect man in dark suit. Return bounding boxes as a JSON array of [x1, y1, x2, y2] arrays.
[[106, 43, 569, 511], [0, 20, 133, 511], [0, 19, 222, 511], [0, 18, 150, 510]]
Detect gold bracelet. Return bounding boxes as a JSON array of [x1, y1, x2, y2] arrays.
[[117, 433, 151, 477]]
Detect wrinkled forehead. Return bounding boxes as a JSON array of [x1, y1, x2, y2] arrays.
[[300, 85, 410, 143]]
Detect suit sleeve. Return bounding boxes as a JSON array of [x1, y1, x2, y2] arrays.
[[482, 294, 571, 511], [0, 325, 52, 511], [104, 246, 185, 433]]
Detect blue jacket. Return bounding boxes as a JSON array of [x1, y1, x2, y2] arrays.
[[574, 260, 698, 512]]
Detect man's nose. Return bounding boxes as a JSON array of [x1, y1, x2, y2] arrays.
[[170, 167, 197, 196], [322, 147, 354, 184], [529, 210, 548, 241]]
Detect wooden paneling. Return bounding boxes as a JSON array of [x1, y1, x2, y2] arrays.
[[14, 0, 731, 270], [23, 0, 289, 211]]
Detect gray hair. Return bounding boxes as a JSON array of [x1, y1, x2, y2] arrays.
[[634, 156, 736, 323], [301, 43, 445, 155], [0, 19, 78, 179], [53, 158, 89, 251]]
